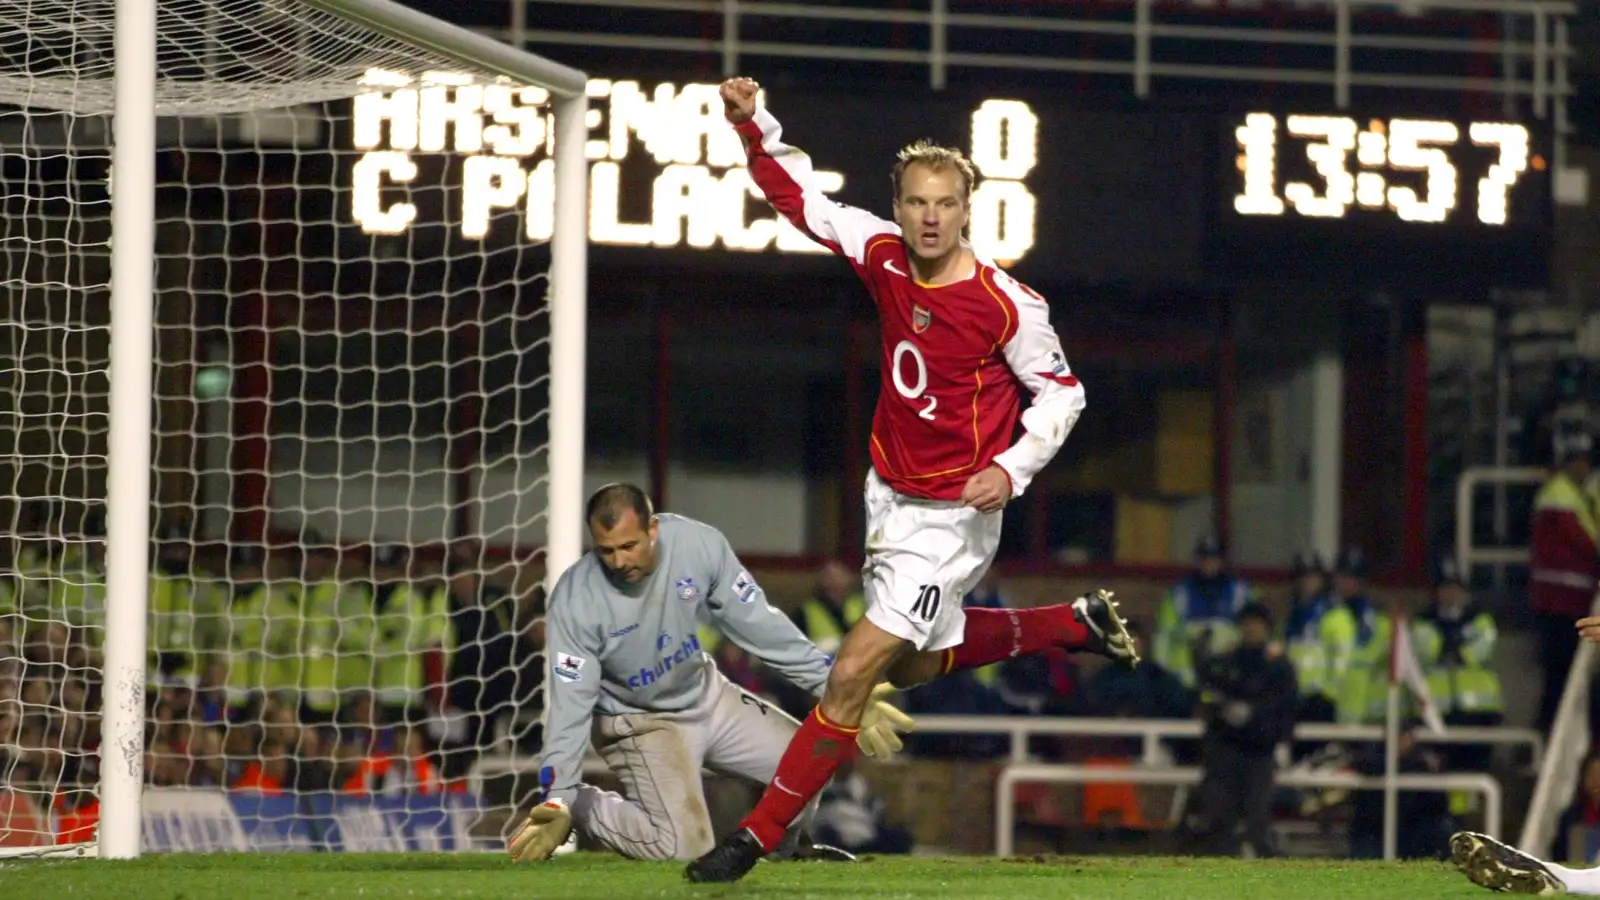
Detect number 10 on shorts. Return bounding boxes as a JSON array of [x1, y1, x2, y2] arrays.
[[910, 584, 942, 622]]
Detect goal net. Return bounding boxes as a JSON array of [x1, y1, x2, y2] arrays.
[[0, 0, 587, 856]]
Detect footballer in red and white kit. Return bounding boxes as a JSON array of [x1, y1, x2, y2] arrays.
[[735, 101, 1085, 651], [686, 78, 1139, 884]]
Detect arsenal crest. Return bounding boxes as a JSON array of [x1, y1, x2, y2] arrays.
[[912, 304, 932, 333]]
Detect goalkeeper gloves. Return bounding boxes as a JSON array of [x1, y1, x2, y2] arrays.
[[856, 683, 915, 758], [508, 798, 572, 863]]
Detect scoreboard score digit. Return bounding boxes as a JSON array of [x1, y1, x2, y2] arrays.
[[1229, 111, 1549, 228]]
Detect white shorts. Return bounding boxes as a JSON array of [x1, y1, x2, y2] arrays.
[[860, 469, 1003, 652]]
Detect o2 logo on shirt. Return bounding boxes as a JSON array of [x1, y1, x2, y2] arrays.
[[676, 577, 700, 603]]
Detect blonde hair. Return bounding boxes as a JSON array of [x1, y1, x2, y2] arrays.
[[891, 139, 977, 203]]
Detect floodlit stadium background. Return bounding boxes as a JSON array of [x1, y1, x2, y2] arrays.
[[1, 0, 1598, 874]]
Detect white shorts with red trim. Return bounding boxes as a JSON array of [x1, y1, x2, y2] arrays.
[[860, 469, 1002, 652]]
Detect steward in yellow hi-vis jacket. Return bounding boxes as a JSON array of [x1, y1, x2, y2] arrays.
[[1155, 535, 1255, 693], [1413, 555, 1502, 800], [787, 559, 866, 658], [223, 546, 304, 708], [1283, 552, 1337, 722], [300, 549, 375, 720], [1531, 419, 1599, 732], [1326, 546, 1383, 725]]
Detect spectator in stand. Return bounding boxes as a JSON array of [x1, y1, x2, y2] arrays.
[[1349, 716, 1453, 860], [1283, 552, 1336, 722], [299, 544, 372, 724], [1412, 556, 1504, 777], [1078, 618, 1189, 720], [1557, 754, 1600, 859], [148, 522, 205, 689], [333, 689, 443, 796], [1154, 535, 1255, 697], [440, 551, 518, 779], [25, 621, 70, 683], [185, 724, 226, 788], [988, 646, 1082, 763], [222, 546, 302, 712], [789, 558, 865, 657], [45, 537, 106, 645], [994, 647, 1079, 715], [342, 725, 446, 796], [1327, 546, 1381, 725], [901, 668, 1008, 760], [712, 639, 770, 698], [234, 739, 290, 795], [337, 690, 397, 759], [195, 659, 230, 726], [1530, 420, 1600, 734], [368, 544, 449, 726], [811, 757, 915, 855], [1184, 602, 1297, 858]]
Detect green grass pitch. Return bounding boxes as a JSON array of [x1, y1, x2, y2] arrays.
[[0, 852, 1494, 898]]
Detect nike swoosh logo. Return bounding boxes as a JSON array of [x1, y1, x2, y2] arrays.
[[772, 777, 803, 797], [883, 258, 906, 277]]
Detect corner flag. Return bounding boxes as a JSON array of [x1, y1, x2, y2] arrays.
[[1390, 614, 1446, 735]]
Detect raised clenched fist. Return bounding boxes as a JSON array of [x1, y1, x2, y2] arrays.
[[720, 77, 759, 124]]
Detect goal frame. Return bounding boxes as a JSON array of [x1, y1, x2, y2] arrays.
[[97, 0, 589, 859]]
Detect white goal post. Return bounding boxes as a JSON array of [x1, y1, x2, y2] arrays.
[[0, 0, 587, 860]]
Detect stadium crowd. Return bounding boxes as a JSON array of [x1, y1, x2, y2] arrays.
[[0, 516, 549, 840], [0, 509, 1508, 858]]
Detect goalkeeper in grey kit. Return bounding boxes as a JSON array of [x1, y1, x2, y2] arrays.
[[509, 483, 912, 863]]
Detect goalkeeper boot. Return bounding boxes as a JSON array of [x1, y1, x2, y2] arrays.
[[685, 828, 765, 884], [1072, 589, 1139, 668], [1451, 831, 1565, 895]]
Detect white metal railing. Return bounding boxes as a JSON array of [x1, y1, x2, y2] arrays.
[[906, 714, 1544, 768], [469, 713, 1544, 794], [502, 0, 1574, 115], [993, 762, 1503, 856], [1455, 465, 1547, 576]]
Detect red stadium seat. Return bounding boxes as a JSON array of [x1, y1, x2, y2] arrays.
[[1079, 758, 1148, 830]]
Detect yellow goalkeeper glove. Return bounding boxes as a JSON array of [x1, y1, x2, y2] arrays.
[[508, 798, 572, 863], [856, 683, 915, 758]]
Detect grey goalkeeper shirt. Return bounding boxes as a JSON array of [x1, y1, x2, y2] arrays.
[[539, 513, 832, 804]]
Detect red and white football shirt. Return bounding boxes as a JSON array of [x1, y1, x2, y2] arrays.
[[736, 110, 1085, 502]]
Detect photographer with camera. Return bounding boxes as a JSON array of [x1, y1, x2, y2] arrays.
[[1182, 602, 1298, 857]]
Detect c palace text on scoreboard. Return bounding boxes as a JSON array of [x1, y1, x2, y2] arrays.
[[348, 71, 1040, 264]]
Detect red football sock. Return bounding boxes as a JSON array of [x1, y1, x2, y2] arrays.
[[941, 605, 1090, 674], [739, 708, 859, 852]]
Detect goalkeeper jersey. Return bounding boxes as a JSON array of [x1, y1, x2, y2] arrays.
[[539, 513, 831, 805]]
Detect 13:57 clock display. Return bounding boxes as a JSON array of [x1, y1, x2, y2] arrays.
[[1231, 112, 1547, 228]]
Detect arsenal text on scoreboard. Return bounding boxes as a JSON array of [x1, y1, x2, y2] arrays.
[[347, 71, 1039, 264]]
